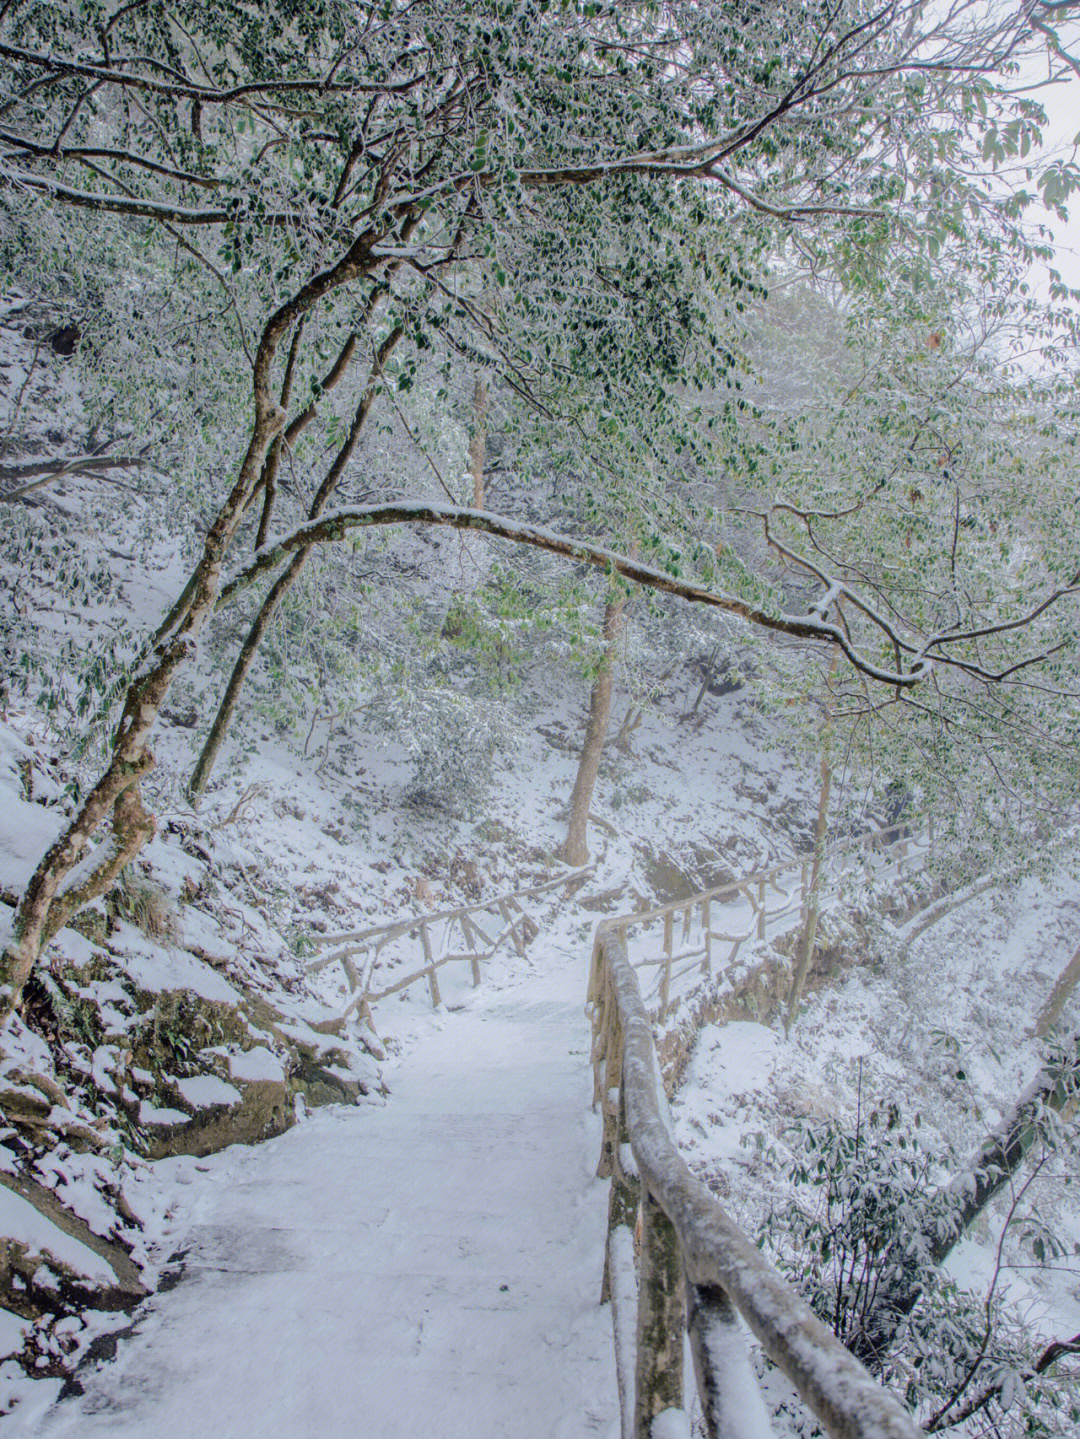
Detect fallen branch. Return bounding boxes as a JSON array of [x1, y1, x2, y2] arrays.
[[0, 454, 147, 500]]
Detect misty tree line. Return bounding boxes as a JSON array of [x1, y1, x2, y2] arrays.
[[1, 0, 1077, 996]]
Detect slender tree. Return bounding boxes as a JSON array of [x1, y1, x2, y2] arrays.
[[559, 585, 631, 866]]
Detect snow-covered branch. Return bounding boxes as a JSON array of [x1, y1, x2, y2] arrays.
[[218, 502, 942, 687]]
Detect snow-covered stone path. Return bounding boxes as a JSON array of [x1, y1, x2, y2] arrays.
[[29, 953, 617, 1438]]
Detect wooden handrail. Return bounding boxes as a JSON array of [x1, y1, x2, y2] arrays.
[[310, 815, 922, 1024], [310, 864, 594, 951], [307, 863, 594, 1019], [609, 821, 927, 1024], [618, 820, 923, 936], [590, 926, 922, 1439]]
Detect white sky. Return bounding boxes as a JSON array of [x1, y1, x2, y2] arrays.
[[1024, 23, 1080, 297]]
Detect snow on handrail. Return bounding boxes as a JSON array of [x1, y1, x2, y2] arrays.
[[309, 863, 594, 950], [616, 820, 925, 935], [605, 820, 929, 1022], [306, 863, 595, 1020], [589, 926, 922, 1439]]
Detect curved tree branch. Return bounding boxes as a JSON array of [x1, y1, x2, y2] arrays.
[[218, 502, 939, 685]]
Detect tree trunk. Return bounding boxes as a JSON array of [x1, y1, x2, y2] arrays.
[[255, 316, 306, 551], [786, 746, 833, 1034], [468, 375, 488, 509], [188, 323, 404, 802], [0, 227, 388, 1016], [559, 590, 627, 866], [686, 642, 720, 718], [786, 647, 839, 1034], [613, 703, 642, 754], [929, 1029, 1080, 1264], [0, 402, 280, 1012], [1034, 941, 1080, 1038], [189, 545, 315, 801]]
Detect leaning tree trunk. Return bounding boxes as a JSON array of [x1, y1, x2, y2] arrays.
[[188, 323, 404, 802], [1034, 940, 1080, 1038], [0, 228, 389, 1018], [849, 1027, 1080, 1367], [558, 589, 628, 867], [0, 399, 282, 1014]]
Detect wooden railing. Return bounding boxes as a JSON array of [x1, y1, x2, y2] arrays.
[[615, 821, 929, 1022], [307, 865, 593, 1021], [588, 820, 933, 1437], [588, 926, 922, 1439]]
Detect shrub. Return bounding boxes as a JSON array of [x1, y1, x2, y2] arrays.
[[757, 1106, 1080, 1436]]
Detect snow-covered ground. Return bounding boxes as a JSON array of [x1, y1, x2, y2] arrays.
[[672, 867, 1080, 1430], [17, 935, 617, 1439]]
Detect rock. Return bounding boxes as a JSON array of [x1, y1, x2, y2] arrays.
[[174, 1075, 242, 1109], [640, 849, 698, 904], [0, 1086, 52, 1124], [5, 1069, 69, 1111], [144, 1075, 292, 1161], [51, 1116, 110, 1153], [47, 324, 80, 357], [227, 1047, 285, 1084], [288, 1051, 363, 1108], [577, 883, 628, 913], [0, 1172, 146, 1322]]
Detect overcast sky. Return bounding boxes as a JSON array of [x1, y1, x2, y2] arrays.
[[1028, 25, 1080, 296]]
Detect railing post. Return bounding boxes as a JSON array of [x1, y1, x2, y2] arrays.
[[461, 914, 482, 987], [340, 952, 360, 993], [420, 922, 440, 1007], [591, 973, 611, 1107], [604, 1083, 641, 1439], [634, 1186, 684, 1438], [602, 1080, 639, 1298], [686, 1283, 772, 1439], [756, 880, 766, 939], [659, 911, 675, 1018], [588, 931, 607, 1009], [589, 903, 924, 1439], [597, 977, 625, 1180], [499, 898, 526, 956]]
